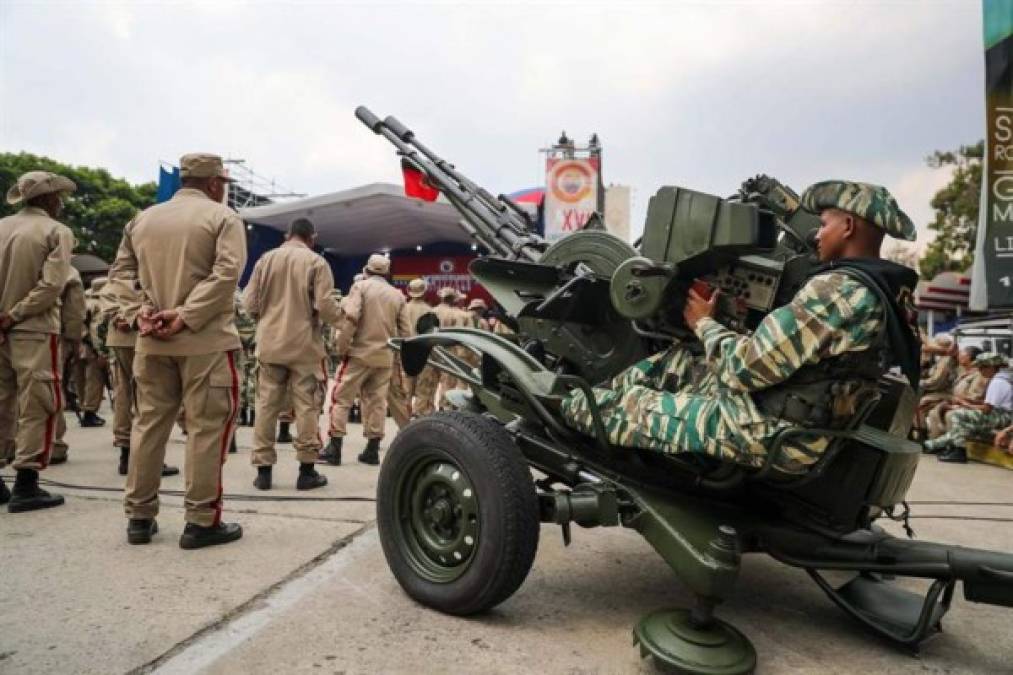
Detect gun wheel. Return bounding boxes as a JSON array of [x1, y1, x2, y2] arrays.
[[377, 411, 539, 615]]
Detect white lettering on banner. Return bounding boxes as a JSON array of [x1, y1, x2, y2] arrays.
[[996, 202, 1013, 222]]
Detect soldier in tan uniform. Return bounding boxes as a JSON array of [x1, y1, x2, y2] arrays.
[[242, 218, 338, 490], [110, 153, 246, 548], [464, 297, 491, 331], [403, 278, 438, 416], [320, 255, 409, 466], [51, 267, 86, 464], [76, 277, 109, 427], [433, 286, 466, 410], [0, 171, 76, 511], [103, 277, 181, 477]]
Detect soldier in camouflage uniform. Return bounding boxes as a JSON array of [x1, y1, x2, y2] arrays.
[[924, 345, 988, 439], [235, 290, 258, 427], [923, 353, 1013, 463], [77, 277, 109, 427], [322, 289, 343, 376], [562, 181, 921, 473]]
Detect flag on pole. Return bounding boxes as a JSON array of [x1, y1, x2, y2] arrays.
[[401, 158, 439, 202]]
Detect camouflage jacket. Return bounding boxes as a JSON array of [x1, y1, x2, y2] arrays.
[[693, 271, 884, 398], [234, 291, 257, 350]]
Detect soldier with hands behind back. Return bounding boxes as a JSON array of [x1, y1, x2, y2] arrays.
[[0, 171, 77, 511], [110, 153, 246, 548]]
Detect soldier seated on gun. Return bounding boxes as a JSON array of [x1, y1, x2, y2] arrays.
[[562, 181, 921, 474], [923, 353, 1013, 463]]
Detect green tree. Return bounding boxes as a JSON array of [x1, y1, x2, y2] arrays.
[[0, 152, 157, 261], [919, 141, 983, 279]]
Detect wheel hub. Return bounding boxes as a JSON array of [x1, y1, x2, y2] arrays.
[[397, 456, 480, 582]]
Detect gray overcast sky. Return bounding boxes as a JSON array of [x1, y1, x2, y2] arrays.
[[0, 0, 985, 246]]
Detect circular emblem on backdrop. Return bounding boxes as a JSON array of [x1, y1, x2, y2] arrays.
[[439, 259, 455, 273], [548, 160, 594, 204]]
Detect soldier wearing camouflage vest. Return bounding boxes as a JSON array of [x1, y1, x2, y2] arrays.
[[923, 353, 1013, 463], [562, 181, 921, 473]]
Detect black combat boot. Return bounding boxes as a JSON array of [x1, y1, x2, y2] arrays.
[[50, 454, 68, 465], [938, 446, 968, 464], [179, 521, 243, 550], [8, 469, 64, 513], [317, 437, 342, 466], [237, 407, 248, 427], [127, 518, 158, 545], [358, 438, 381, 466], [161, 464, 180, 476], [296, 462, 328, 490], [80, 411, 106, 428], [249, 409, 255, 426], [0, 476, 10, 505], [349, 402, 361, 424], [118, 446, 130, 475], [229, 436, 238, 454], [277, 422, 293, 444], [254, 465, 272, 490]]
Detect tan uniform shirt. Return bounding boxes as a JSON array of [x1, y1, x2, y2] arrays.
[[61, 268, 86, 340], [242, 239, 341, 365], [0, 206, 75, 334], [463, 310, 491, 331], [433, 302, 460, 330], [101, 278, 140, 349], [403, 298, 435, 337], [335, 275, 409, 368], [110, 188, 247, 356]]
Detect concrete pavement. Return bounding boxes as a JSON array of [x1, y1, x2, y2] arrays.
[[2, 399, 1013, 674]]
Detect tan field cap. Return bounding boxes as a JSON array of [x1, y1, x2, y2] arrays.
[[407, 278, 427, 297], [468, 298, 487, 311], [363, 253, 390, 275], [437, 286, 458, 301], [180, 153, 234, 181], [6, 171, 77, 205]]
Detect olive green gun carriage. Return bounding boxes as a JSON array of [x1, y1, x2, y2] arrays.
[[355, 107, 1013, 674]]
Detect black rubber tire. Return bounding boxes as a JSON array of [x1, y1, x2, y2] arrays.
[[377, 411, 540, 615]]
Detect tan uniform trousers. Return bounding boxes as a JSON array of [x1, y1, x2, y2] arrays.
[[74, 351, 105, 413], [125, 350, 239, 527], [412, 366, 440, 416], [387, 356, 410, 428], [252, 361, 326, 466], [111, 347, 136, 447], [0, 333, 62, 470], [279, 389, 295, 424], [328, 356, 391, 439], [52, 338, 77, 461]]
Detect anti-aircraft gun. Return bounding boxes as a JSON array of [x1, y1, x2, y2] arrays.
[[356, 107, 1013, 674]]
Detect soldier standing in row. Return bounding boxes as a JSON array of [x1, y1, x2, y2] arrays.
[[243, 218, 339, 490], [0, 171, 77, 511], [465, 297, 491, 331], [319, 254, 409, 466], [104, 277, 181, 477], [433, 286, 464, 410], [51, 266, 86, 464], [111, 153, 246, 548], [403, 278, 437, 416], [76, 277, 109, 428]]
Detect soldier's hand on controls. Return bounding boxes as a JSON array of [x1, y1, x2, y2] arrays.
[[151, 309, 186, 339], [683, 287, 720, 331]]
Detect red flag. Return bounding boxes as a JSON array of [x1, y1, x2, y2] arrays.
[[401, 158, 439, 202]]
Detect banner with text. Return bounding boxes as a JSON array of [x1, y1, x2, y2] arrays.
[[543, 157, 600, 243], [971, 0, 1013, 309]]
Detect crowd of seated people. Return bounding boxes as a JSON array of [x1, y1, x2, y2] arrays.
[[918, 336, 1013, 463]]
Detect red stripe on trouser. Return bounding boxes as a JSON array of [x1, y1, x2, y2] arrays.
[[213, 352, 240, 527], [40, 335, 62, 469]]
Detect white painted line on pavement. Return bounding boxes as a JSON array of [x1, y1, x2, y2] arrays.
[[151, 528, 379, 675]]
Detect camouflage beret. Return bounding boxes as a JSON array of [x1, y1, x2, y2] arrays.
[[974, 353, 1009, 368], [800, 180, 916, 241]]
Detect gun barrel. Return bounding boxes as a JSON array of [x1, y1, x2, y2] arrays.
[[355, 106, 546, 262]]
